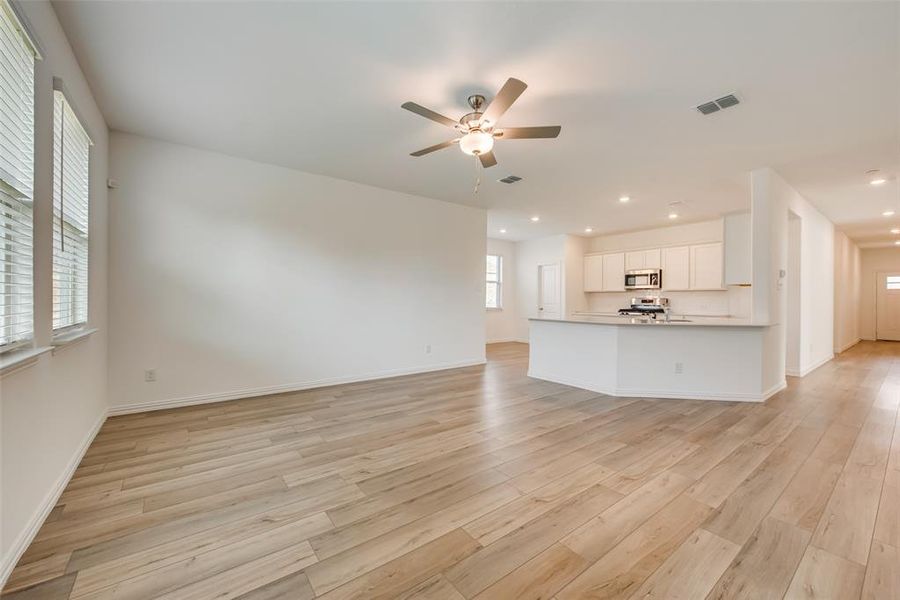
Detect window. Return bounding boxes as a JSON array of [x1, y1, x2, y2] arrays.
[[486, 254, 502, 309], [0, 1, 36, 351], [886, 276, 900, 290], [52, 86, 91, 331]]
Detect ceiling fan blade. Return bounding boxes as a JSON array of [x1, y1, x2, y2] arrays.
[[481, 78, 528, 126], [495, 126, 561, 139], [401, 102, 459, 129], [410, 139, 458, 157], [479, 151, 498, 168]]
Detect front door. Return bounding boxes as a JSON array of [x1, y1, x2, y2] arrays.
[[538, 263, 561, 319], [876, 272, 900, 341]]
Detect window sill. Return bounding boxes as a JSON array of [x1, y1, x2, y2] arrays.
[[486, 307, 503, 312], [0, 346, 52, 378], [52, 327, 98, 353]]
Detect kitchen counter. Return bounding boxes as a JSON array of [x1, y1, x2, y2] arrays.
[[528, 317, 784, 402], [531, 315, 764, 327]]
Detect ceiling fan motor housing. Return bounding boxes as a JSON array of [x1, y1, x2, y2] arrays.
[[467, 94, 487, 111], [460, 111, 485, 129]]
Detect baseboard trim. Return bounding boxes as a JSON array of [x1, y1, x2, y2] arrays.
[[760, 380, 788, 401], [835, 338, 861, 354], [108, 358, 487, 416], [786, 354, 833, 378], [0, 410, 106, 590], [527, 370, 774, 403]]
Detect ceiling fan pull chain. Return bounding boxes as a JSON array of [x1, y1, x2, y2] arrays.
[[473, 155, 482, 198]]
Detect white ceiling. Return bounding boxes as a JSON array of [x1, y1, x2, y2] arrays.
[[53, 1, 899, 243]]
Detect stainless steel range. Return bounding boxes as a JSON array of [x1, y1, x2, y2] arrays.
[[618, 296, 670, 317]]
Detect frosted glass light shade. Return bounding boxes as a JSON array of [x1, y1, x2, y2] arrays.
[[459, 130, 494, 155]]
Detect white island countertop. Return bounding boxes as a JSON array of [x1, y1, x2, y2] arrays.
[[530, 315, 766, 327]]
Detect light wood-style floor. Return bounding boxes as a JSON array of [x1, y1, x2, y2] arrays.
[[4, 341, 899, 599]]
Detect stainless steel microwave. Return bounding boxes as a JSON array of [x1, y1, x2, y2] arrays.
[[625, 269, 662, 290]]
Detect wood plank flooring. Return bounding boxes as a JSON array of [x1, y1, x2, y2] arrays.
[[4, 340, 899, 599]]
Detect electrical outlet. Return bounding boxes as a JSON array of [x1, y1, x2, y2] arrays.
[[674, 362, 684, 374], [144, 369, 157, 382], [425, 344, 432, 354]]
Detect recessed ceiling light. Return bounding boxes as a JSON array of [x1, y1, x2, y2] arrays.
[[499, 228, 507, 234], [584, 227, 593, 233], [530, 216, 540, 222], [668, 213, 679, 220], [867, 169, 888, 186], [891, 228, 900, 234], [884, 210, 895, 217], [619, 196, 630, 203]]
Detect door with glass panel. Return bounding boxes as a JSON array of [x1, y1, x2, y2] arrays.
[[876, 273, 900, 341]]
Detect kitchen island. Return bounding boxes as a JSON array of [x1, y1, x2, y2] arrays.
[[528, 316, 783, 402]]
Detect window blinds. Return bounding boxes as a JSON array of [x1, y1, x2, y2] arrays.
[[486, 255, 501, 309], [52, 89, 91, 331], [0, 1, 35, 350]]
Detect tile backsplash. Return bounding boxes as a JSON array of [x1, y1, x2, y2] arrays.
[[584, 286, 751, 318]]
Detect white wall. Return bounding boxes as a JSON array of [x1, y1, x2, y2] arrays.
[[586, 219, 723, 253], [513, 234, 567, 341], [564, 235, 588, 317], [107, 133, 486, 412], [834, 231, 861, 352], [486, 238, 519, 343], [786, 215, 801, 373], [751, 168, 834, 381], [0, 1, 109, 583], [859, 247, 900, 340]]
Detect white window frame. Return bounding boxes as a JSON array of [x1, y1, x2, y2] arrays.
[[0, 0, 38, 354], [52, 79, 92, 335], [486, 254, 503, 310]]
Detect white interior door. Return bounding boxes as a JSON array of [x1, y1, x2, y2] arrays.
[[538, 263, 561, 319], [876, 272, 900, 341]]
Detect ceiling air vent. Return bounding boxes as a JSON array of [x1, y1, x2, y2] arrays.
[[715, 94, 740, 109], [499, 175, 523, 184], [696, 93, 740, 115]]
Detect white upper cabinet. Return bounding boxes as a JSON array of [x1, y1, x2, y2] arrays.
[[625, 251, 644, 271], [584, 254, 604, 292], [662, 246, 690, 290], [624, 248, 660, 270], [586, 242, 721, 293], [724, 212, 751, 285], [602, 252, 625, 291], [690, 242, 724, 290], [643, 248, 661, 269]]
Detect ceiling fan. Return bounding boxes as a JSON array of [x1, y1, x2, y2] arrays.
[[401, 77, 561, 168]]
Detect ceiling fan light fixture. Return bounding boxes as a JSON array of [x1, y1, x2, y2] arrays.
[[459, 130, 494, 156]]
